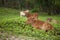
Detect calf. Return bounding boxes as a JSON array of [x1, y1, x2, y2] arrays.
[[27, 15, 54, 32]]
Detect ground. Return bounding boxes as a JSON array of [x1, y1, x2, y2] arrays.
[[0, 7, 60, 40]]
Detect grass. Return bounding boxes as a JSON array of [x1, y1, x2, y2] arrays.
[[0, 7, 60, 40]]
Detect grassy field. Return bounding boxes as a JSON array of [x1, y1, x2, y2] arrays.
[[0, 7, 60, 40]]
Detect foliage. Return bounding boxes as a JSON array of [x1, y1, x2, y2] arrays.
[[0, 7, 60, 40], [0, 0, 60, 15]]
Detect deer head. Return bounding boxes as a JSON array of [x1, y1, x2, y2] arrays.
[[26, 14, 54, 32]]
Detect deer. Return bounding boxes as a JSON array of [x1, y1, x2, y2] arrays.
[[26, 14, 54, 32]]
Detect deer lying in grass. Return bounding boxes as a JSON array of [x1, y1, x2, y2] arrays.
[[27, 15, 54, 32]]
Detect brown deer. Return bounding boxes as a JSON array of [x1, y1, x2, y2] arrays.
[[27, 15, 54, 32]]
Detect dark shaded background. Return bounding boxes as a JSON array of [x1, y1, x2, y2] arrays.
[[0, 0, 60, 15]]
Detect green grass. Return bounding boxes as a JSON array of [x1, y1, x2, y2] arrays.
[[0, 7, 60, 40]]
